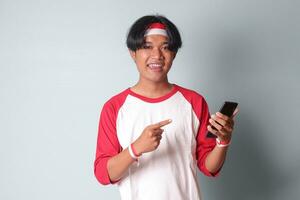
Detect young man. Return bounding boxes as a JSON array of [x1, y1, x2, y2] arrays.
[[94, 15, 239, 200]]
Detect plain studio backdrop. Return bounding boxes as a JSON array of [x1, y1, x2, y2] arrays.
[[1, 0, 299, 200]]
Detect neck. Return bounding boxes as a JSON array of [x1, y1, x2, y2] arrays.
[[131, 78, 173, 98]]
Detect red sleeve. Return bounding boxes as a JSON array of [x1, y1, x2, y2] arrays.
[[94, 101, 122, 185], [196, 98, 221, 177]]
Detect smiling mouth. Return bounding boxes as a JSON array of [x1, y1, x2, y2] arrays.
[[147, 63, 164, 70]]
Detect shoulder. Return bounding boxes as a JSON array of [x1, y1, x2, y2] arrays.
[[175, 84, 210, 119], [101, 88, 130, 114], [175, 84, 207, 104]]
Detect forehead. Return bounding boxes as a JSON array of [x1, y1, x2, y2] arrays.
[[144, 35, 169, 44]]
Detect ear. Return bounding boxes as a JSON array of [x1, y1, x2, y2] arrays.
[[129, 49, 136, 62], [173, 52, 177, 59]]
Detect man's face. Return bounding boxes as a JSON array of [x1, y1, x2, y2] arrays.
[[130, 35, 176, 83]]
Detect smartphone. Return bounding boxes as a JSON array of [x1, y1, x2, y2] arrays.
[[206, 101, 238, 138]]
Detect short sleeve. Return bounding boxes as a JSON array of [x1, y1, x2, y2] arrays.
[[196, 99, 221, 177], [94, 102, 122, 185]]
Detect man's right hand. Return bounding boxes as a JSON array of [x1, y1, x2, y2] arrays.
[[132, 119, 172, 155]]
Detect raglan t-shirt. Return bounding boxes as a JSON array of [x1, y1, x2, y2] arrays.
[[94, 84, 221, 200]]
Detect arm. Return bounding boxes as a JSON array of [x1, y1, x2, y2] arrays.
[[94, 102, 123, 185], [196, 97, 239, 176], [107, 148, 136, 182], [94, 103, 172, 185], [205, 109, 239, 173], [204, 145, 229, 173], [107, 119, 172, 182]]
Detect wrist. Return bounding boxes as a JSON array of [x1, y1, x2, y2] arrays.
[[131, 142, 143, 156], [216, 138, 231, 147], [128, 144, 138, 161]]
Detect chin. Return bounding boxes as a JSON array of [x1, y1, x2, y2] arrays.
[[147, 75, 168, 83]]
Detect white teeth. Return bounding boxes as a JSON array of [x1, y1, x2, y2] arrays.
[[148, 63, 163, 68]]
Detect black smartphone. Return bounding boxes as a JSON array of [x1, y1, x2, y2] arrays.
[[206, 101, 238, 138]]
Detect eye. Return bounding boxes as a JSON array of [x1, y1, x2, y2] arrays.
[[162, 45, 169, 50], [142, 45, 152, 49]]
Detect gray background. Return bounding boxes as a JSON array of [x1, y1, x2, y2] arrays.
[[1, 0, 299, 200]]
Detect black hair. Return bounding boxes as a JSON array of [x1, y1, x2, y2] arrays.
[[126, 15, 182, 53]]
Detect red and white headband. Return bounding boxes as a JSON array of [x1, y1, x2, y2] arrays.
[[144, 22, 168, 37]]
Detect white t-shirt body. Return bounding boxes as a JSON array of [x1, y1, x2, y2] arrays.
[[94, 84, 219, 200]]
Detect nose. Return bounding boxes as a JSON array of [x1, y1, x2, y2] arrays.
[[150, 47, 163, 59]]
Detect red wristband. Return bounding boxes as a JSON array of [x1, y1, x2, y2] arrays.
[[130, 143, 141, 157], [216, 138, 231, 147]]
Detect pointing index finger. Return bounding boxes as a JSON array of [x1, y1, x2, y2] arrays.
[[151, 119, 172, 129]]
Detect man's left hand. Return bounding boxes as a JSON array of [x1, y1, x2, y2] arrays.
[[207, 108, 239, 142]]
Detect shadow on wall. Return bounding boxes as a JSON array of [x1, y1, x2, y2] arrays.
[[213, 112, 299, 200], [217, 114, 275, 200], [197, 32, 295, 200]]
